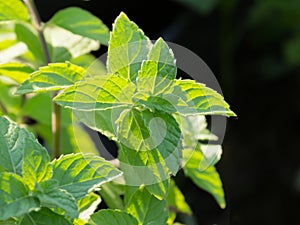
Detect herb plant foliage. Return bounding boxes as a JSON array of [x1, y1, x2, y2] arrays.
[[0, 0, 235, 224]]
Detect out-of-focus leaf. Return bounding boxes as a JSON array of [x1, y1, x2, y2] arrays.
[[0, 81, 22, 116], [15, 22, 46, 66], [173, 0, 219, 14], [0, 42, 27, 64], [99, 182, 124, 210], [0, 62, 33, 83], [167, 180, 192, 216], [44, 25, 100, 62], [0, 218, 17, 225], [0, 0, 29, 22], [49, 7, 110, 45], [21, 93, 99, 155]]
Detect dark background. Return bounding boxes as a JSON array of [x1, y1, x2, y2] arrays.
[[36, 0, 300, 224]]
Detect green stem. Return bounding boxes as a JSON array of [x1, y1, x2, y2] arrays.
[[0, 99, 8, 114], [23, 0, 61, 159]]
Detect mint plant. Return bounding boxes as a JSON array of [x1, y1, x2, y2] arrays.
[[0, 0, 235, 224]]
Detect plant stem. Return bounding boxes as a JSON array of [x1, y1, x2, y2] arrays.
[[24, 0, 61, 159], [23, 0, 51, 64], [0, 99, 8, 115]]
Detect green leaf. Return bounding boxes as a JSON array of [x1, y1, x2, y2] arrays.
[[18, 208, 72, 225], [21, 93, 52, 126], [137, 38, 176, 95], [117, 108, 182, 199], [35, 180, 78, 220], [126, 188, 168, 225], [15, 22, 46, 66], [177, 114, 222, 167], [0, 218, 16, 225], [99, 183, 124, 210], [44, 24, 100, 62], [89, 209, 138, 225], [0, 42, 28, 64], [49, 7, 110, 45], [21, 93, 100, 156], [117, 108, 182, 171], [73, 107, 124, 141], [167, 180, 192, 216], [163, 79, 236, 116], [0, 116, 49, 176], [66, 123, 100, 155], [0, 0, 29, 22], [183, 144, 222, 170], [0, 62, 33, 83], [70, 54, 107, 76], [183, 148, 226, 208], [22, 143, 52, 190], [78, 192, 101, 221], [54, 75, 135, 111], [177, 115, 218, 146], [0, 81, 22, 116], [134, 93, 177, 114], [73, 218, 88, 225], [51, 153, 122, 200], [108, 12, 151, 82], [16, 62, 87, 95], [0, 173, 40, 221], [175, 114, 219, 169]]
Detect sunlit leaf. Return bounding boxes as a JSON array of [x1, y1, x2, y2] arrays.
[[167, 180, 192, 218], [0, 0, 29, 22], [108, 12, 151, 82], [16, 62, 87, 95], [51, 153, 122, 200], [89, 209, 138, 225], [0, 173, 40, 221], [160, 79, 235, 116], [78, 192, 101, 221], [126, 187, 168, 225], [54, 75, 135, 111], [137, 38, 176, 95], [183, 148, 226, 208], [0, 62, 33, 83], [35, 180, 78, 220], [0, 116, 49, 176]]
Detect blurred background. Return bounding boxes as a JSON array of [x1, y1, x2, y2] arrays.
[[36, 0, 300, 224]]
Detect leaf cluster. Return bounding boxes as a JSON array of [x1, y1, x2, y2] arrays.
[[0, 1, 235, 224]]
